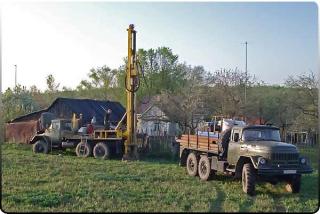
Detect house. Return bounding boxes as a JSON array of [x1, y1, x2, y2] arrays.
[[5, 97, 125, 144], [136, 97, 179, 137]]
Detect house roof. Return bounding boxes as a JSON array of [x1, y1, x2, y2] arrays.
[[9, 97, 126, 125], [136, 96, 172, 122], [136, 96, 155, 114]]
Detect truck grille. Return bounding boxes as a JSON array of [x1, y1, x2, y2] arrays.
[[271, 153, 299, 161]]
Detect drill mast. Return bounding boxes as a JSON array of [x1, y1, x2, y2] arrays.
[[122, 24, 139, 161]]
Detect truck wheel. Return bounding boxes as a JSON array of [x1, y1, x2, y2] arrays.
[[285, 174, 301, 193], [93, 143, 111, 160], [186, 152, 198, 176], [33, 140, 49, 154], [198, 155, 213, 181], [242, 163, 256, 196], [76, 142, 92, 158]]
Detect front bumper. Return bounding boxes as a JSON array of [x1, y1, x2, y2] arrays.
[[257, 165, 313, 176]]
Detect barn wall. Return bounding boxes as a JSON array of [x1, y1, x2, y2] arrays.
[[5, 120, 39, 144]]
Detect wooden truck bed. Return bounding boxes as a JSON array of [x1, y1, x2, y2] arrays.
[[176, 133, 220, 154]]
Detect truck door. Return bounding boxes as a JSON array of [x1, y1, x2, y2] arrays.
[[227, 128, 241, 165], [50, 121, 61, 144]]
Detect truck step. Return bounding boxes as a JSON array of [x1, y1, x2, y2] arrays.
[[226, 166, 235, 172], [211, 158, 229, 172]]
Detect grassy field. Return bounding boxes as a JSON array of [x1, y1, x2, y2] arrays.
[[1, 143, 319, 212]]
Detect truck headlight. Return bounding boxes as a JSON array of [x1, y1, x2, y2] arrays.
[[300, 157, 306, 164], [259, 157, 266, 165]]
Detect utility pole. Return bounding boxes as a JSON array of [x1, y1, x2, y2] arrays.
[[14, 64, 17, 87], [0, 8, 3, 143], [244, 41, 248, 120]]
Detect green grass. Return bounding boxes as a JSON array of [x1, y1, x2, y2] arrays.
[[1, 143, 319, 212]]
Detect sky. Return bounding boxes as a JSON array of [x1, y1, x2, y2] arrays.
[[0, 1, 318, 91]]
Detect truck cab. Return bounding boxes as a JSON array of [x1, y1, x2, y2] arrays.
[[226, 125, 312, 175], [30, 119, 79, 153], [47, 119, 73, 143]]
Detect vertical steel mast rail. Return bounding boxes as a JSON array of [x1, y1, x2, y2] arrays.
[[122, 24, 139, 161]]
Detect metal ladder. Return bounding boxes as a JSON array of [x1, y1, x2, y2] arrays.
[[79, 136, 88, 156]]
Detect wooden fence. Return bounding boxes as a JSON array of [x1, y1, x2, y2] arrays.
[[146, 135, 179, 158], [284, 131, 318, 147]]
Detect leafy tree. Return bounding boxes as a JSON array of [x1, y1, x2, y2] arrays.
[[77, 66, 118, 89], [158, 64, 209, 133], [285, 71, 318, 120], [285, 71, 318, 131], [136, 47, 182, 97], [46, 74, 60, 92], [2, 85, 40, 122], [246, 86, 297, 127], [207, 68, 257, 118], [77, 66, 120, 101], [0, 91, 4, 142]]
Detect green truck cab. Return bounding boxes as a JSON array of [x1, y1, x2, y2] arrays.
[[30, 119, 82, 153], [178, 124, 313, 195]]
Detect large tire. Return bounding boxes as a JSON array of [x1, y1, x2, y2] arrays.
[[198, 155, 213, 181], [186, 152, 198, 176], [242, 163, 256, 196], [33, 140, 49, 154], [76, 142, 92, 158], [93, 143, 111, 160], [285, 174, 301, 193]]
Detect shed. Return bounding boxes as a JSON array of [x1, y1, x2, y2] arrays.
[[5, 97, 126, 144]]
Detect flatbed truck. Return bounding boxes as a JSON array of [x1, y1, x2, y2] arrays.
[[176, 124, 313, 195]]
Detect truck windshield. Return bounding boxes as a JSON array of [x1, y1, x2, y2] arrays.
[[62, 122, 72, 131], [242, 129, 281, 142]]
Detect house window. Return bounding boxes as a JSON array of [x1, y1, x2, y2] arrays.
[[154, 123, 160, 131]]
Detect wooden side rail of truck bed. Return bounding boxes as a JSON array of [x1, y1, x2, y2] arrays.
[[176, 132, 220, 153]]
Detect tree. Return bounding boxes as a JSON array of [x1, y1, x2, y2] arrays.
[[285, 71, 318, 131], [246, 86, 297, 127], [78, 66, 117, 89], [285, 71, 318, 119], [77, 66, 119, 101], [30, 85, 40, 94], [77, 80, 93, 90], [158, 64, 210, 133], [114, 47, 186, 106], [136, 47, 182, 97], [2, 85, 40, 122], [46, 74, 60, 93], [207, 68, 257, 118]]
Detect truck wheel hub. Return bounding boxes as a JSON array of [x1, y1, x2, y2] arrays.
[[200, 162, 207, 174]]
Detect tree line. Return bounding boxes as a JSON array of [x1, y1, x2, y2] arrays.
[[1, 47, 318, 135]]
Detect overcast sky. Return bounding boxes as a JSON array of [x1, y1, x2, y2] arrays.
[[1, 2, 318, 91]]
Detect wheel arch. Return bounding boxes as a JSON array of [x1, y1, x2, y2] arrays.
[[179, 148, 190, 166], [30, 135, 50, 145], [235, 156, 253, 178]]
